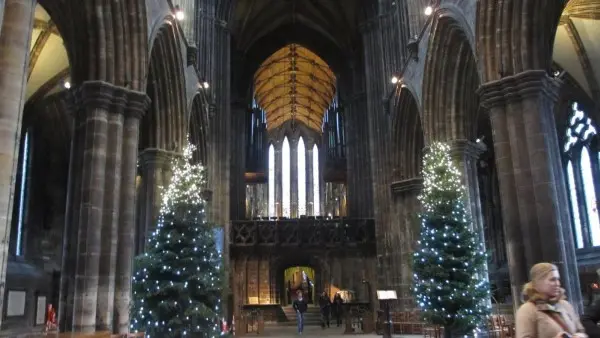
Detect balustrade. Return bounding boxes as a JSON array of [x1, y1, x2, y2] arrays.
[[230, 218, 375, 252]]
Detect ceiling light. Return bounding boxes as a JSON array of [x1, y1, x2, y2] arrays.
[[175, 5, 184, 21], [63, 81, 71, 89], [391, 76, 399, 84], [424, 6, 433, 16]]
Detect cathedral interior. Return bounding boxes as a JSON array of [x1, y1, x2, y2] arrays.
[[0, 0, 599, 335]]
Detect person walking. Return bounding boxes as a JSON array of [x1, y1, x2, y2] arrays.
[[332, 292, 344, 327], [515, 262, 587, 338], [293, 290, 308, 335], [319, 291, 331, 329]]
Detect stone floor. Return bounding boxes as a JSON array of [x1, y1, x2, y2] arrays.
[[256, 326, 420, 337]]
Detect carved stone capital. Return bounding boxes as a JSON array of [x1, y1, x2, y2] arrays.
[[391, 177, 423, 195], [477, 70, 561, 110], [447, 139, 486, 160], [75, 81, 116, 112], [125, 90, 150, 119], [138, 148, 179, 169], [74, 81, 149, 119]]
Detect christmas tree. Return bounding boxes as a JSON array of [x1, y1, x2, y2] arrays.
[[412, 142, 489, 337], [130, 143, 223, 338]]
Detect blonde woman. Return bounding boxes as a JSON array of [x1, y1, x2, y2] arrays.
[[516, 262, 587, 338]]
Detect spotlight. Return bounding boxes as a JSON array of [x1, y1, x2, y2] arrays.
[[424, 6, 433, 16], [175, 5, 184, 21], [391, 76, 399, 84], [63, 81, 71, 89]]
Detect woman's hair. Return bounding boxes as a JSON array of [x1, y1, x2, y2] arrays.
[[522, 262, 565, 302]]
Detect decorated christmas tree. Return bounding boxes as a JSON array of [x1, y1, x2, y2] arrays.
[[130, 143, 223, 338], [412, 142, 490, 337]]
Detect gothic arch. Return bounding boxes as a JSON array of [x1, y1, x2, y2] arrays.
[[39, 0, 149, 90], [422, 11, 480, 143], [140, 19, 187, 151], [476, 0, 566, 83], [391, 85, 424, 180]]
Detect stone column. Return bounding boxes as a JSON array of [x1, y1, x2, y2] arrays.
[[0, 0, 34, 327], [448, 140, 491, 308], [448, 140, 488, 255], [290, 138, 298, 218], [478, 70, 582, 312], [114, 91, 150, 334], [96, 88, 127, 332], [391, 177, 423, 310], [58, 81, 134, 333], [136, 148, 176, 252], [306, 140, 314, 216]]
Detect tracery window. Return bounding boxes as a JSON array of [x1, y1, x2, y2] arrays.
[[268, 144, 275, 217], [564, 102, 600, 248], [298, 137, 306, 216], [282, 137, 291, 217]]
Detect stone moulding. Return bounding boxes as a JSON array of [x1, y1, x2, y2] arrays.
[[390, 177, 423, 195]]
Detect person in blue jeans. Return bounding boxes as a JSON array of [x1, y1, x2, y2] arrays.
[[292, 290, 308, 335]]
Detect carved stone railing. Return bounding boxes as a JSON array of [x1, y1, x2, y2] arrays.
[[230, 218, 376, 251]]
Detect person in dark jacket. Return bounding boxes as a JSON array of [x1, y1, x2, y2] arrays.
[[319, 291, 331, 329], [581, 296, 600, 338], [293, 290, 308, 335], [332, 292, 344, 327]]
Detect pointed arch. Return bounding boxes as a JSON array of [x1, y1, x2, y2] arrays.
[[422, 11, 480, 143], [282, 137, 291, 217], [391, 85, 424, 180], [140, 19, 187, 152], [477, 0, 566, 82], [298, 137, 307, 216], [268, 143, 276, 217]]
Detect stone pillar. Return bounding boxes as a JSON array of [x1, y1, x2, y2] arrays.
[[0, 0, 34, 327], [96, 88, 127, 331], [448, 140, 491, 308], [136, 148, 176, 252], [59, 81, 132, 333], [113, 91, 150, 334], [290, 138, 298, 218], [448, 140, 488, 257], [391, 177, 423, 310], [362, 16, 394, 289], [478, 70, 582, 313], [306, 140, 314, 216]]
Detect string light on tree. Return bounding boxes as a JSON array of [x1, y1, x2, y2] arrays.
[[412, 142, 490, 338], [130, 142, 224, 338]]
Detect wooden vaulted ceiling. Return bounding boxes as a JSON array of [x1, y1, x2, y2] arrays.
[[27, 4, 70, 103], [553, 0, 600, 104], [254, 44, 336, 132]]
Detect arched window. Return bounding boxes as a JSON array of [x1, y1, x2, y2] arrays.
[[282, 137, 291, 217], [268, 144, 275, 217], [11, 130, 31, 256], [298, 137, 306, 216], [564, 102, 600, 248], [313, 144, 320, 216]]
